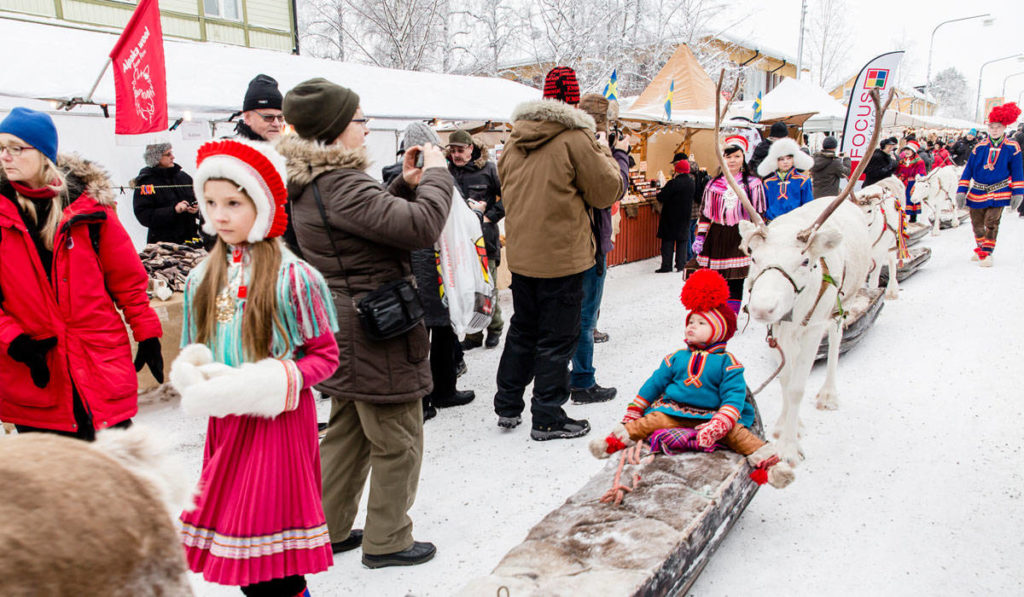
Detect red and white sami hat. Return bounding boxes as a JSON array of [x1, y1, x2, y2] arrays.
[[904, 140, 920, 153], [681, 269, 737, 345], [988, 102, 1022, 126], [193, 139, 288, 243], [723, 135, 749, 154]]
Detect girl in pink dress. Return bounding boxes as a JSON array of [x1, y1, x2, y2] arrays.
[[169, 139, 339, 596]]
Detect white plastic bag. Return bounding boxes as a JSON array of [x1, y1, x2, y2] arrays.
[[437, 187, 495, 336]]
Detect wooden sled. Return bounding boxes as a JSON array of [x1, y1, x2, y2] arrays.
[[939, 208, 970, 229], [878, 246, 932, 285], [815, 288, 885, 361], [458, 394, 765, 597], [903, 221, 930, 246]]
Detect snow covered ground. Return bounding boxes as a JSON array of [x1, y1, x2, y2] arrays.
[[140, 212, 1024, 596]]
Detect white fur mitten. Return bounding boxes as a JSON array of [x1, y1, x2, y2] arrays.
[[179, 358, 303, 419], [588, 423, 634, 459]]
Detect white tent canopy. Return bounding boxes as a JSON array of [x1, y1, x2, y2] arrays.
[[0, 17, 540, 126], [731, 77, 847, 133]]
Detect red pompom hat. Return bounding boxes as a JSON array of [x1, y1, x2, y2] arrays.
[[681, 269, 737, 345], [988, 102, 1022, 126], [193, 139, 289, 243], [542, 66, 581, 106]]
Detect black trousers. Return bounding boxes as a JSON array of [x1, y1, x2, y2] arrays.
[[494, 272, 584, 427], [424, 325, 460, 405], [241, 575, 305, 596], [15, 387, 131, 442], [660, 238, 687, 270]]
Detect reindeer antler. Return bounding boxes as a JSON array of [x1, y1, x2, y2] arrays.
[[713, 69, 766, 229], [796, 88, 896, 245]]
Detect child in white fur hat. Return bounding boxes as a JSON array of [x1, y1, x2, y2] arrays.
[[758, 136, 815, 221], [169, 139, 339, 596]]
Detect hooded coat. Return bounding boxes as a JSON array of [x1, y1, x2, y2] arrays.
[[498, 99, 624, 278], [0, 155, 161, 431], [277, 136, 453, 404], [810, 150, 851, 198], [447, 139, 504, 265], [131, 163, 200, 245]]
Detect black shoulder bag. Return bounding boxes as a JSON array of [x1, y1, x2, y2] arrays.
[[311, 181, 423, 341]]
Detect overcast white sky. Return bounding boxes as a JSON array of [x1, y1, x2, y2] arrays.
[[718, 0, 1024, 107]]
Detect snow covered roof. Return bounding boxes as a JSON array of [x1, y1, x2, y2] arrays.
[[730, 77, 848, 132], [0, 17, 540, 126]]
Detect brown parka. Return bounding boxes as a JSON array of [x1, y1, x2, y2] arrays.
[[277, 136, 453, 403], [498, 99, 624, 278]]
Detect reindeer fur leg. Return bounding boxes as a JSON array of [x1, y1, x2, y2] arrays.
[[773, 326, 810, 466], [885, 250, 900, 300], [816, 319, 842, 411]]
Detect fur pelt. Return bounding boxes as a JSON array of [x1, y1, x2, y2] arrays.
[[275, 135, 370, 187], [510, 99, 596, 133], [757, 137, 814, 178], [0, 428, 194, 596], [0, 152, 115, 206]]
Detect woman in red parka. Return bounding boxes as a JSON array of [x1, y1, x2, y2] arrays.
[[0, 107, 163, 440]]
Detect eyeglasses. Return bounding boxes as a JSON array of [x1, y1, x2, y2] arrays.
[[351, 118, 372, 128], [0, 144, 32, 157], [255, 112, 286, 123]]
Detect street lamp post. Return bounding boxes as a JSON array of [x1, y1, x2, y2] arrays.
[[1002, 71, 1024, 97], [926, 14, 992, 97], [977, 55, 1024, 121]]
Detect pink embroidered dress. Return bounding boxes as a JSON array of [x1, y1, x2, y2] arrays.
[[179, 245, 339, 586], [686, 172, 766, 280]]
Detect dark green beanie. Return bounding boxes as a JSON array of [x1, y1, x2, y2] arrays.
[[283, 78, 360, 144], [448, 129, 473, 146]]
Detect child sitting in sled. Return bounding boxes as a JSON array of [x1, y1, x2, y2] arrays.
[[589, 269, 794, 489]]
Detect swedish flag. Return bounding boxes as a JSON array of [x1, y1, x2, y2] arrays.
[[753, 91, 763, 123], [664, 80, 674, 121], [603, 69, 618, 101]]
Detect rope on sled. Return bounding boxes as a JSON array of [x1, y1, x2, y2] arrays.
[[600, 442, 654, 506]]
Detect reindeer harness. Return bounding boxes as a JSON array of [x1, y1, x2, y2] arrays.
[[749, 257, 846, 327]]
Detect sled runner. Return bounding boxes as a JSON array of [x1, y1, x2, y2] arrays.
[[903, 221, 930, 246], [815, 287, 885, 361], [458, 393, 765, 596], [878, 246, 932, 286]]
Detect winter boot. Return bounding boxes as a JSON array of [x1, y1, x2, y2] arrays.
[[433, 390, 475, 408], [593, 329, 609, 343], [571, 383, 617, 404], [530, 417, 590, 441], [362, 541, 436, 568], [497, 415, 521, 429], [747, 444, 795, 489], [460, 336, 483, 351], [331, 529, 364, 554], [588, 423, 634, 459], [979, 253, 993, 268], [485, 329, 502, 348]]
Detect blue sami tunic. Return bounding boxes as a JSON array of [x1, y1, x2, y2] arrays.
[[635, 344, 754, 427], [763, 169, 814, 221], [957, 137, 1024, 208]]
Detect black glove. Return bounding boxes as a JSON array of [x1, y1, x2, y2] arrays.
[[133, 337, 165, 384], [7, 334, 57, 389]]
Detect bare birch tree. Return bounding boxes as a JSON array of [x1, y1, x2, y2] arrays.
[[806, 0, 851, 91]]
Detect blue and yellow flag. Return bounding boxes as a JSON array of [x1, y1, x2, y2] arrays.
[[664, 80, 675, 121], [603, 69, 618, 101], [752, 91, 763, 123]]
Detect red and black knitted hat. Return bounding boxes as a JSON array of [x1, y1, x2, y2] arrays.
[[988, 102, 1022, 126], [543, 66, 581, 106], [681, 269, 737, 344], [193, 139, 288, 243]]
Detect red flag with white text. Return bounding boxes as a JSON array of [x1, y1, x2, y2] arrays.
[[109, 0, 167, 138]]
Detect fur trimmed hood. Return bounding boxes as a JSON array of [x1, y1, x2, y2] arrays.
[[511, 99, 596, 132], [0, 152, 115, 206], [757, 137, 814, 178], [275, 135, 370, 187]]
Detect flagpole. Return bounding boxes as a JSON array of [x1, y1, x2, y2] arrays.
[[85, 58, 112, 103]]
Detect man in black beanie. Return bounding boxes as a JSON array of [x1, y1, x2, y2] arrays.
[[236, 74, 284, 141], [749, 121, 789, 175]]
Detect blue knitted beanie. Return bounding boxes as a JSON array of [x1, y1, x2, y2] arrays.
[[0, 107, 58, 163]]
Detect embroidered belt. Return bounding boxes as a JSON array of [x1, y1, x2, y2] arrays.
[[971, 180, 1010, 192]]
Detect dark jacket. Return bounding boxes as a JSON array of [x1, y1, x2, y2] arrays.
[[448, 141, 503, 265], [863, 148, 898, 187], [951, 137, 976, 166], [132, 164, 201, 245], [749, 139, 772, 175], [692, 168, 709, 219], [918, 148, 933, 170], [656, 173, 694, 241], [410, 247, 448, 328], [810, 150, 850, 197], [277, 136, 453, 404], [0, 155, 161, 431]]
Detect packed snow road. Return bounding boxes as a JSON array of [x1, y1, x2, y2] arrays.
[[141, 212, 1024, 596]]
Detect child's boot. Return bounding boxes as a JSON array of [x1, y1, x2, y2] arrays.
[[589, 423, 634, 459], [747, 444, 795, 489]]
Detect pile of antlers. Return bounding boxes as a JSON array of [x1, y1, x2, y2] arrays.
[[711, 69, 895, 249]]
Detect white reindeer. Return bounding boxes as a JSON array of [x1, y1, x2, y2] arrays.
[[856, 176, 905, 300], [728, 88, 894, 466], [911, 165, 964, 235]]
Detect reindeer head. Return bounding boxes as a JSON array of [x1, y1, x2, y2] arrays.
[[740, 218, 843, 324], [909, 173, 932, 205]]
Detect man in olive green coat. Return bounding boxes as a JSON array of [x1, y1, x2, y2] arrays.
[[493, 66, 624, 440]]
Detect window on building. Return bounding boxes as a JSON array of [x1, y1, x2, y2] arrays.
[[204, 0, 241, 21]]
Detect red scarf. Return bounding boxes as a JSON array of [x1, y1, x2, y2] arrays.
[[10, 180, 58, 199]]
